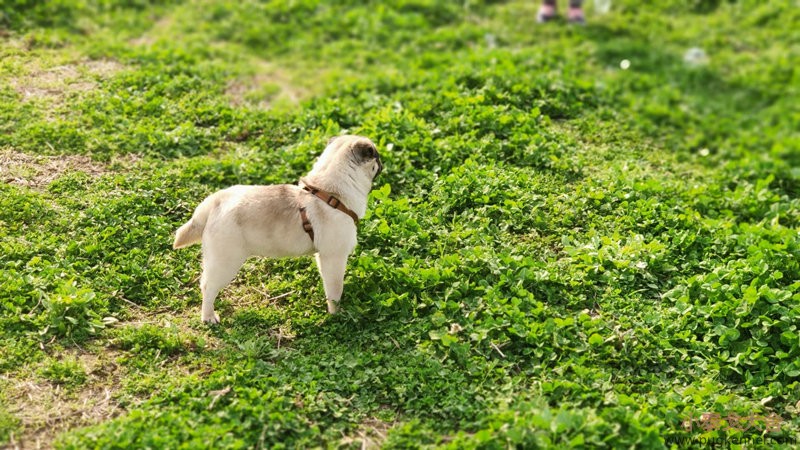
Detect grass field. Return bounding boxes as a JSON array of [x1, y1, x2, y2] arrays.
[[1, 0, 799, 448]]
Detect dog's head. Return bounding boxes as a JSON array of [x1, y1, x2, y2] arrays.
[[315, 135, 383, 181]]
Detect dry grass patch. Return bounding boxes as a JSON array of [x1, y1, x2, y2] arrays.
[[2, 350, 124, 450], [9, 59, 124, 107], [128, 14, 175, 47], [340, 417, 396, 450], [0, 149, 140, 189], [2, 313, 225, 450], [225, 62, 310, 110]]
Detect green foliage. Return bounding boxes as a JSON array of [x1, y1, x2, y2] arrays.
[[112, 322, 200, 359], [40, 281, 111, 341], [1, 0, 799, 448], [38, 356, 88, 387], [0, 0, 179, 31], [0, 405, 19, 445]]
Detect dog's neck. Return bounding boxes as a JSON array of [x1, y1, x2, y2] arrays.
[[299, 172, 370, 218]]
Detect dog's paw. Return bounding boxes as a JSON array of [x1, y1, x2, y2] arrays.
[[202, 312, 220, 324], [326, 299, 339, 314]]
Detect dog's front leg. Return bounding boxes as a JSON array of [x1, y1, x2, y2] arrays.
[[315, 252, 348, 314]]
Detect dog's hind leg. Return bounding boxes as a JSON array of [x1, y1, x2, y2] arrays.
[[200, 245, 247, 324], [315, 252, 348, 314]]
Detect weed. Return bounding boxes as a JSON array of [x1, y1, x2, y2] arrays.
[[38, 357, 88, 388]]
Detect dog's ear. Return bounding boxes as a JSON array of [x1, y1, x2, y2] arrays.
[[327, 136, 340, 146], [351, 141, 378, 163]]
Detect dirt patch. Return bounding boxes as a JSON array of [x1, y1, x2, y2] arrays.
[[225, 63, 309, 110], [339, 417, 395, 449], [2, 351, 124, 450], [129, 15, 175, 47], [2, 327, 220, 450], [0, 149, 139, 189], [10, 59, 124, 106]]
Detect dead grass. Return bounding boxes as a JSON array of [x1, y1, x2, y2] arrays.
[[225, 62, 310, 110], [1, 311, 226, 450], [130, 9, 308, 111], [2, 350, 123, 450], [9, 59, 124, 108], [0, 149, 140, 189], [128, 15, 175, 47], [339, 417, 395, 450]]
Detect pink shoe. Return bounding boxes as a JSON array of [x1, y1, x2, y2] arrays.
[[567, 7, 585, 24], [537, 4, 558, 23]]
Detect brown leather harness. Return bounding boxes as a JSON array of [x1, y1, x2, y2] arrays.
[[299, 182, 359, 243]]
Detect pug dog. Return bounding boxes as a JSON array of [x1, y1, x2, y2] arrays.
[[173, 135, 383, 323]]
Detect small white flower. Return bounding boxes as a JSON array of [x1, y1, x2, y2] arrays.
[[595, 0, 612, 14], [684, 47, 709, 67], [484, 33, 497, 49]]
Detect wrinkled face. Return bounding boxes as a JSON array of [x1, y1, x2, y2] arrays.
[[349, 138, 383, 179], [319, 135, 383, 180]]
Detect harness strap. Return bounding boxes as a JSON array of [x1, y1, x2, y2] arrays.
[[298, 182, 359, 243], [301, 184, 359, 225], [299, 207, 314, 242]]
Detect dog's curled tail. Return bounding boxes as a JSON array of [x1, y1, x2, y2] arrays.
[[173, 196, 216, 249]]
